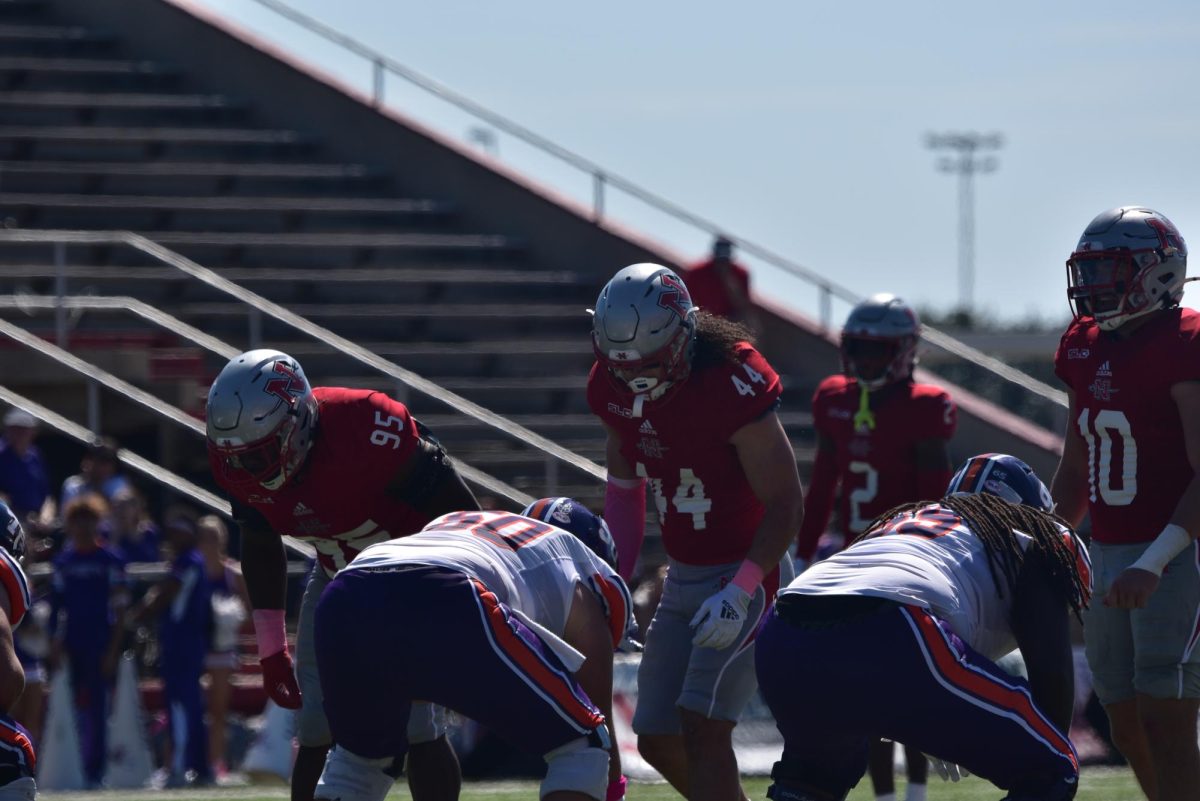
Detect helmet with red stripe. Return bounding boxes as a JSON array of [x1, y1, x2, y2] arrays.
[[590, 263, 697, 398], [521, 497, 619, 574], [946, 453, 1053, 513], [1066, 206, 1188, 331]]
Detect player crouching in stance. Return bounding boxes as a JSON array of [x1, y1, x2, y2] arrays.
[[756, 454, 1091, 801], [313, 498, 636, 801], [0, 502, 37, 800]]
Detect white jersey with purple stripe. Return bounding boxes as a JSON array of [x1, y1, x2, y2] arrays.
[[342, 511, 635, 647], [779, 503, 1085, 661]]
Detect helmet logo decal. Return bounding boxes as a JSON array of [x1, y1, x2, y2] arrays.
[[657, 274, 690, 319], [264, 361, 305, 407]]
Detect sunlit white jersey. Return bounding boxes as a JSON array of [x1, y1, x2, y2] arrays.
[[778, 503, 1086, 660], [343, 510, 636, 648]]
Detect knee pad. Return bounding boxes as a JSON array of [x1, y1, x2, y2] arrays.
[[767, 758, 847, 801], [315, 746, 397, 801], [541, 737, 610, 801]]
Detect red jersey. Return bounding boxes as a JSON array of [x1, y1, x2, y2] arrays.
[[1054, 308, 1200, 544], [800, 376, 955, 553], [213, 387, 432, 575], [587, 343, 782, 566]]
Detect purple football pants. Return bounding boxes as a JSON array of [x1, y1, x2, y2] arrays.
[[315, 565, 606, 761], [755, 597, 1078, 800]]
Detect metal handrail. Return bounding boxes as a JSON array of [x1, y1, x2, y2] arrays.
[[0, 293, 535, 506], [0, 229, 604, 486], [242, 0, 1065, 414]]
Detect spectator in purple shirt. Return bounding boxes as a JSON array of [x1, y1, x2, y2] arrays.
[[0, 409, 54, 534], [47, 494, 128, 787]]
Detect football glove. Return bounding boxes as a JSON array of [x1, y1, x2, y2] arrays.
[[690, 583, 752, 650], [926, 754, 970, 782], [261, 649, 302, 709]]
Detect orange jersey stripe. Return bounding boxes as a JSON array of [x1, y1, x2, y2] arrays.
[[908, 607, 1076, 769]]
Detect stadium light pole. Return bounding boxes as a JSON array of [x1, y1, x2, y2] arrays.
[[926, 131, 1003, 314]]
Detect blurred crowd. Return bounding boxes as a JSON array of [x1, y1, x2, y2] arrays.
[[0, 407, 251, 787]]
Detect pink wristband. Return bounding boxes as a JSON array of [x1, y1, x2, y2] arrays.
[[606, 775, 627, 801], [252, 609, 288, 658], [731, 560, 764, 595]]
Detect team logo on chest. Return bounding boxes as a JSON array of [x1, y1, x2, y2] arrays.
[[636, 418, 669, 460], [1088, 361, 1119, 401]]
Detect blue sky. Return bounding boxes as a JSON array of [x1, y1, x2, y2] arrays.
[[193, 0, 1200, 326]]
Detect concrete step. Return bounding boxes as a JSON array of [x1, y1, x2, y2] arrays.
[[0, 90, 250, 126], [0, 159, 391, 195], [172, 299, 583, 340], [0, 57, 183, 91], [0, 191, 455, 232], [0, 22, 116, 56], [0, 124, 318, 161]]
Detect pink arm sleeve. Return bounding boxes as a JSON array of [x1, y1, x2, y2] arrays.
[[252, 608, 288, 659], [604, 476, 646, 581]]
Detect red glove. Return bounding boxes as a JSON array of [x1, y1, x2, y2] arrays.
[[260, 649, 302, 709]]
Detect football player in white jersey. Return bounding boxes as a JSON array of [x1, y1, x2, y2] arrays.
[[313, 498, 636, 801], [756, 454, 1091, 801]]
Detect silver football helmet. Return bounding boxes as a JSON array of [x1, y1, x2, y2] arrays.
[[591, 263, 697, 395], [840, 293, 920, 391], [1067, 206, 1188, 331], [206, 349, 319, 491]]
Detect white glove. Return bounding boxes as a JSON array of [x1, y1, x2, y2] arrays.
[[925, 754, 970, 782], [690, 583, 752, 650]]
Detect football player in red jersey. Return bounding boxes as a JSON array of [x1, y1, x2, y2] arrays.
[[587, 263, 803, 801], [796, 294, 955, 801], [206, 350, 479, 801], [1050, 206, 1200, 801]]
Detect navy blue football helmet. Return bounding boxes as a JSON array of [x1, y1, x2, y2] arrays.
[[946, 453, 1054, 512], [521, 497, 619, 574], [0, 501, 25, 560]]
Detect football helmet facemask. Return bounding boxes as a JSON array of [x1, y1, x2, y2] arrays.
[[590, 263, 697, 398], [1067, 206, 1188, 331], [840, 293, 920, 391], [206, 349, 319, 491]]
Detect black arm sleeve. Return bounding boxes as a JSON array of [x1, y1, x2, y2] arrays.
[[387, 423, 480, 516], [1010, 548, 1075, 733]]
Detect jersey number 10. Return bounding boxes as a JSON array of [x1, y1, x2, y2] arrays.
[[1077, 408, 1137, 506]]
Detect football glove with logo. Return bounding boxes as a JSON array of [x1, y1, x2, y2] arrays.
[[690, 583, 752, 650]]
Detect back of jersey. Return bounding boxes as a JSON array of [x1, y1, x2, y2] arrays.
[[781, 503, 1023, 659], [343, 510, 621, 637]]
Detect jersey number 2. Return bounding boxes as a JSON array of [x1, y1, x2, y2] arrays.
[[1077, 408, 1137, 506], [847, 461, 878, 534]]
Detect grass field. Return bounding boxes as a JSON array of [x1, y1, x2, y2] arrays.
[[35, 766, 1141, 800]]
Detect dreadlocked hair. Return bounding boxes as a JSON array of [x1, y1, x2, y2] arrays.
[[852, 493, 1089, 622], [692, 311, 756, 370]]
